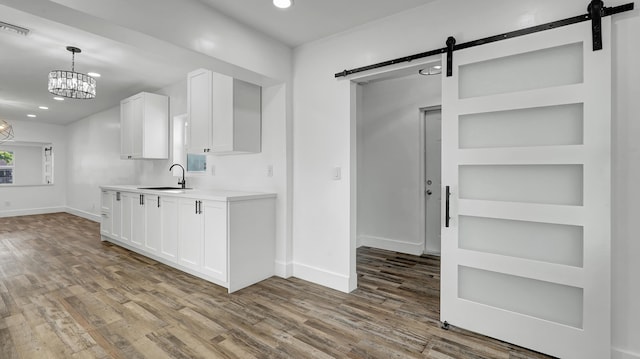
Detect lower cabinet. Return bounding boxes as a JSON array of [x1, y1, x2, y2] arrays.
[[201, 200, 227, 283], [120, 192, 133, 243], [131, 193, 146, 249], [178, 198, 204, 271], [100, 188, 275, 293], [100, 190, 122, 240], [100, 190, 113, 237], [177, 199, 227, 283], [159, 196, 178, 262], [145, 195, 161, 254]]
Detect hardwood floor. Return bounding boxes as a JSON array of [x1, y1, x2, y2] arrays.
[[0, 213, 553, 358]]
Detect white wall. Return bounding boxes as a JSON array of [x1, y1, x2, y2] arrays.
[[0, 120, 66, 217], [357, 74, 441, 255], [293, 0, 640, 357], [65, 107, 137, 220]]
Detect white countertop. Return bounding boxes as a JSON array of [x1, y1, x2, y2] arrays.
[[100, 185, 276, 202]]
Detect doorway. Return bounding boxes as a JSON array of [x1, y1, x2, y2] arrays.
[[355, 61, 442, 256], [422, 107, 442, 255]]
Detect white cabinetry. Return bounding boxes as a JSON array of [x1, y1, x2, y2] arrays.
[[201, 200, 227, 283], [178, 198, 204, 271], [159, 196, 178, 263], [187, 69, 261, 155], [120, 92, 169, 159], [100, 186, 275, 293], [100, 190, 112, 237], [177, 198, 227, 283], [100, 190, 122, 240], [145, 195, 161, 254], [120, 192, 134, 243], [131, 193, 146, 249]]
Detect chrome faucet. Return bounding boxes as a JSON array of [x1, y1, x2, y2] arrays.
[[169, 163, 186, 189]]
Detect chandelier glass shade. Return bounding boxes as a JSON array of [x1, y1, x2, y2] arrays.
[[0, 120, 14, 144], [48, 46, 96, 99]]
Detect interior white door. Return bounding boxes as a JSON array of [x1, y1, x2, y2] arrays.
[[441, 18, 611, 359], [424, 108, 442, 254]]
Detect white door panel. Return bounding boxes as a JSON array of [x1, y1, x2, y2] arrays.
[[441, 18, 610, 359]]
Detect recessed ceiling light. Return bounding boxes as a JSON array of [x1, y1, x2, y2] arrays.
[[39, 106, 49, 110], [27, 114, 37, 118], [273, 0, 293, 9], [87, 72, 101, 78], [53, 97, 64, 101], [418, 65, 443, 76]]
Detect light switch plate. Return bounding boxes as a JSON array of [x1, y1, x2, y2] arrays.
[[332, 167, 341, 180]]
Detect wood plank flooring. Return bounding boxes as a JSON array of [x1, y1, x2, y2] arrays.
[[0, 213, 554, 358]]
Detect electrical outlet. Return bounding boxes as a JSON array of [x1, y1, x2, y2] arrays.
[[267, 165, 274, 177]]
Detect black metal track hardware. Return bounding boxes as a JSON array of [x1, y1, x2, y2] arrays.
[[589, 0, 604, 50], [445, 186, 451, 228], [445, 37, 456, 77], [334, 1, 634, 78]]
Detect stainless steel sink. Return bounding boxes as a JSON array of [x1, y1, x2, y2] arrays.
[[138, 186, 193, 190]]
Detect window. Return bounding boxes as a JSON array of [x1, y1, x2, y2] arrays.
[[0, 150, 14, 184]]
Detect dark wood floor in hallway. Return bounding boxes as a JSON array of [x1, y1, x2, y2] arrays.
[[0, 213, 553, 358]]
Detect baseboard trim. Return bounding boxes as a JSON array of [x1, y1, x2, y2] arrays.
[[0, 207, 66, 218], [358, 234, 424, 255], [65, 207, 101, 222], [613, 348, 640, 359], [293, 262, 354, 293], [275, 260, 293, 278]]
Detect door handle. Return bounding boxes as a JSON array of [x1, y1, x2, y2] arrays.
[[445, 186, 451, 228], [157, 196, 160, 208], [426, 190, 433, 196]]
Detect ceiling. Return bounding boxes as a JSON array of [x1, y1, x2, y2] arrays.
[[197, 0, 437, 47], [0, 0, 436, 126]]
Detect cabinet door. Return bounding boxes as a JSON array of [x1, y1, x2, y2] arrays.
[[202, 200, 227, 282], [120, 99, 134, 158], [187, 69, 212, 153], [111, 192, 122, 240], [131, 95, 144, 158], [145, 195, 161, 254], [210, 73, 234, 152], [131, 193, 146, 249], [100, 190, 112, 236], [178, 198, 203, 270], [120, 193, 135, 243], [159, 197, 178, 262]]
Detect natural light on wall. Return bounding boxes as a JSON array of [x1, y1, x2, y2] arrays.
[[273, 0, 293, 9]]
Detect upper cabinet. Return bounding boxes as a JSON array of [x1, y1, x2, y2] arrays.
[[187, 69, 262, 155], [120, 92, 169, 159]]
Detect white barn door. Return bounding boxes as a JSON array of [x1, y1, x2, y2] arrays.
[[441, 18, 611, 359]]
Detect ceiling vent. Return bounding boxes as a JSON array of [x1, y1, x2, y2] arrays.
[[0, 20, 30, 36]]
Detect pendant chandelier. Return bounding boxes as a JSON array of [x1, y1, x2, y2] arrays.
[[0, 120, 14, 144], [48, 46, 96, 99]]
